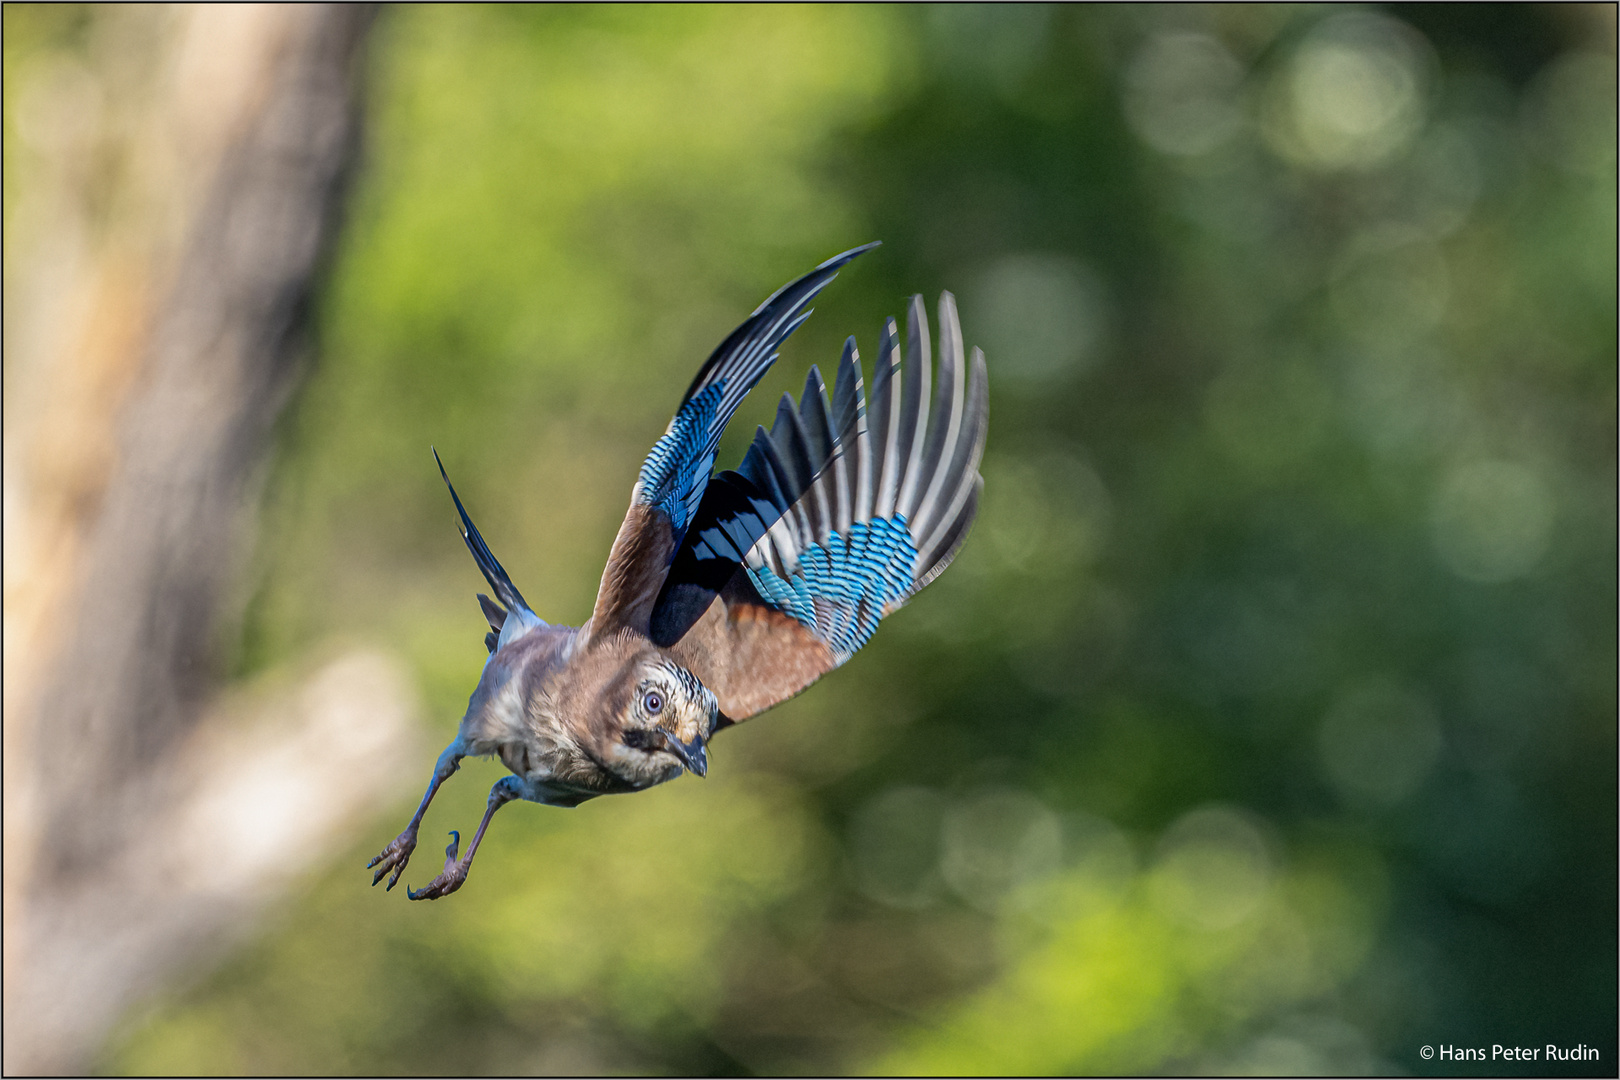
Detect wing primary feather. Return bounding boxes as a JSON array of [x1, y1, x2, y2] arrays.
[[831, 338, 862, 536], [919, 454, 981, 582], [912, 477, 982, 596], [918, 343, 989, 556], [778, 394, 830, 543], [913, 291, 967, 540], [845, 340, 876, 528], [769, 393, 808, 491], [750, 434, 801, 577], [799, 365, 835, 467], [831, 337, 861, 437], [798, 364, 849, 537], [745, 424, 793, 506], [740, 424, 801, 578], [894, 295, 931, 519], [810, 444, 844, 547], [871, 317, 903, 519], [736, 425, 775, 491]]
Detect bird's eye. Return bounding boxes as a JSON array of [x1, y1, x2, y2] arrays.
[[643, 690, 664, 714]]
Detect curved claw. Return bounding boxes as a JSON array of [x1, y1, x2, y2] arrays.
[[406, 831, 467, 901], [366, 828, 420, 891]]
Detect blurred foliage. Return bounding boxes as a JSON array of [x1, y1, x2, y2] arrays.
[[8, 2, 1607, 1075]]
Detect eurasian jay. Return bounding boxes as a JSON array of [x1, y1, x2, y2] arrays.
[[369, 243, 988, 899]]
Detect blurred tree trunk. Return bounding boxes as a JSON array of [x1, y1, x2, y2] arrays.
[[3, 6, 403, 1073]]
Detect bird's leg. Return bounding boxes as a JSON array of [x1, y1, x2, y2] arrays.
[[406, 776, 520, 901], [367, 743, 462, 890]]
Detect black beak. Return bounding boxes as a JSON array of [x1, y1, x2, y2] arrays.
[[658, 730, 709, 778]]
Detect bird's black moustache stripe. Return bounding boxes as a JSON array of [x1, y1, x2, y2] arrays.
[[621, 729, 660, 751]]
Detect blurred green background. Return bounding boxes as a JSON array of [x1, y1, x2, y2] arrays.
[[14, 4, 1616, 1075]]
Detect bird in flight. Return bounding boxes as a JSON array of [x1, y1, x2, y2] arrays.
[[369, 242, 988, 899]]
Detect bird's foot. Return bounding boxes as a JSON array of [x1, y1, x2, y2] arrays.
[[406, 831, 469, 901], [367, 827, 419, 890]]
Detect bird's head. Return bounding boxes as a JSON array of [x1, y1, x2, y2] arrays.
[[589, 647, 719, 789]]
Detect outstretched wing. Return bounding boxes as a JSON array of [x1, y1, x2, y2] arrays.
[[652, 293, 988, 721], [587, 242, 879, 639], [434, 448, 546, 654]]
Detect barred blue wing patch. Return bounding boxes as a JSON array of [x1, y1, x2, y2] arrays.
[[637, 381, 725, 534], [631, 242, 879, 543], [745, 516, 917, 660], [659, 293, 989, 721]]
